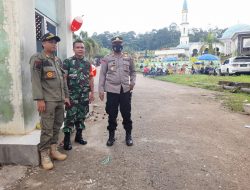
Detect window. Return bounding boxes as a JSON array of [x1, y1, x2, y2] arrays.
[[234, 57, 250, 62], [243, 38, 250, 48], [35, 11, 57, 53]]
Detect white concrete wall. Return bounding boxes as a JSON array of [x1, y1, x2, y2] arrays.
[[0, 0, 72, 135], [0, 0, 37, 135], [57, 0, 73, 60], [155, 49, 186, 56], [220, 38, 239, 56], [19, 0, 39, 132]]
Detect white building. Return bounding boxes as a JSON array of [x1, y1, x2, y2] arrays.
[[179, 0, 189, 47], [220, 24, 250, 56], [0, 0, 73, 135], [155, 0, 190, 59], [0, 0, 73, 165]]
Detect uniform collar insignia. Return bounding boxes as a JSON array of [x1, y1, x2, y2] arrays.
[[42, 51, 54, 59]]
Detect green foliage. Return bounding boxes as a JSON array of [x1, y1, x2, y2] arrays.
[[0, 101, 14, 123], [92, 28, 181, 51], [196, 28, 224, 55], [189, 28, 208, 42], [157, 74, 250, 112], [0, 0, 14, 123], [96, 47, 111, 58], [91, 26, 226, 52], [73, 31, 101, 60], [221, 93, 249, 112], [0, 65, 14, 123]]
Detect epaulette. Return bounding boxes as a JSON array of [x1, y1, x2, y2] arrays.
[[55, 56, 61, 62], [123, 54, 132, 61], [34, 52, 43, 60]]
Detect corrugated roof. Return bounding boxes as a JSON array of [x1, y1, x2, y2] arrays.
[[221, 24, 250, 39]]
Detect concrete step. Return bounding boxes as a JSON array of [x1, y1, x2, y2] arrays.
[[0, 130, 40, 166]]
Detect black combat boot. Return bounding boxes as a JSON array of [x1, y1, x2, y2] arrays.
[[75, 129, 87, 145], [63, 132, 72, 150], [125, 131, 133, 146], [106, 131, 115, 146]]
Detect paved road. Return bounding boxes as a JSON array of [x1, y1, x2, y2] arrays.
[[9, 74, 250, 190]]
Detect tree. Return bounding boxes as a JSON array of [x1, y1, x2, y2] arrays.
[[169, 23, 178, 31], [87, 26, 226, 53], [73, 31, 101, 60], [189, 28, 208, 43], [199, 31, 223, 55], [96, 47, 110, 58]]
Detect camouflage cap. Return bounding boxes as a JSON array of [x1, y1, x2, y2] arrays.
[[41, 33, 60, 42], [111, 36, 123, 43]]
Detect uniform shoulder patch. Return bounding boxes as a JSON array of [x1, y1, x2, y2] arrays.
[[34, 59, 42, 68], [55, 56, 61, 62], [100, 57, 108, 64], [123, 55, 132, 61], [33, 56, 43, 70]]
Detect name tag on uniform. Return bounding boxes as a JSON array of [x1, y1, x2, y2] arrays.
[[68, 73, 78, 79]]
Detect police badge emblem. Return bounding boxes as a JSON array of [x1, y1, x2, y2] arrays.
[[47, 71, 54, 78]]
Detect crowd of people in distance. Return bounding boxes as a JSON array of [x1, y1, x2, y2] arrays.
[[140, 61, 218, 76]]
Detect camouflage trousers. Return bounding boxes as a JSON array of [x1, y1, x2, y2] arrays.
[[39, 101, 64, 151], [63, 99, 89, 133]]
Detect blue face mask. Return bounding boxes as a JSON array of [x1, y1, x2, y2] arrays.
[[112, 44, 123, 53]]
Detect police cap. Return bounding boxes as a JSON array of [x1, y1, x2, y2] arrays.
[[41, 33, 61, 42], [111, 36, 123, 43]]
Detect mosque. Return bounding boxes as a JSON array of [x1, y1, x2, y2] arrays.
[[155, 0, 250, 60]]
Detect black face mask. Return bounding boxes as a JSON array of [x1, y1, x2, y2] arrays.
[[112, 44, 123, 53]]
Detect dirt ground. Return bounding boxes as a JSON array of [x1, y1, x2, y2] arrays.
[[1, 73, 250, 190]]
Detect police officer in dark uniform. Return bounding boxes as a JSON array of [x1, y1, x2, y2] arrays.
[[98, 36, 136, 146]]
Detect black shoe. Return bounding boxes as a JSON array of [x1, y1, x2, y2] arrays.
[[64, 132, 72, 150], [75, 129, 87, 145], [106, 131, 115, 146], [126, 132, 133, 146]]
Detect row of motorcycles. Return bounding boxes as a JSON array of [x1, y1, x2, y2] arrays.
[[143, 67, 168, 76]]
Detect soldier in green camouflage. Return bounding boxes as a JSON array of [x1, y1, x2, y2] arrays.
[[62, 39, 95, 150]]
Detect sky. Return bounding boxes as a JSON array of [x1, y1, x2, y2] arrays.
[[71, 0, 250, 35]]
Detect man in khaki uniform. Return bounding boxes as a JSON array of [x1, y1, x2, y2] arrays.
[[99, 36, 136, 146], [30, 33, 70, 170]]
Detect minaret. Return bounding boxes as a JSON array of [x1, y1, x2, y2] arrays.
[[180, 0, 189, 46]]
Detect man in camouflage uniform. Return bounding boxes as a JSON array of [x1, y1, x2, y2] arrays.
[[99, 36, 136, 146], [30, 33, 70, 170], [62, 39, 94, 150]]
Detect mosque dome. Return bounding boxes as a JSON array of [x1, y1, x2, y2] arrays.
[[221, 24, 250, 39]]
